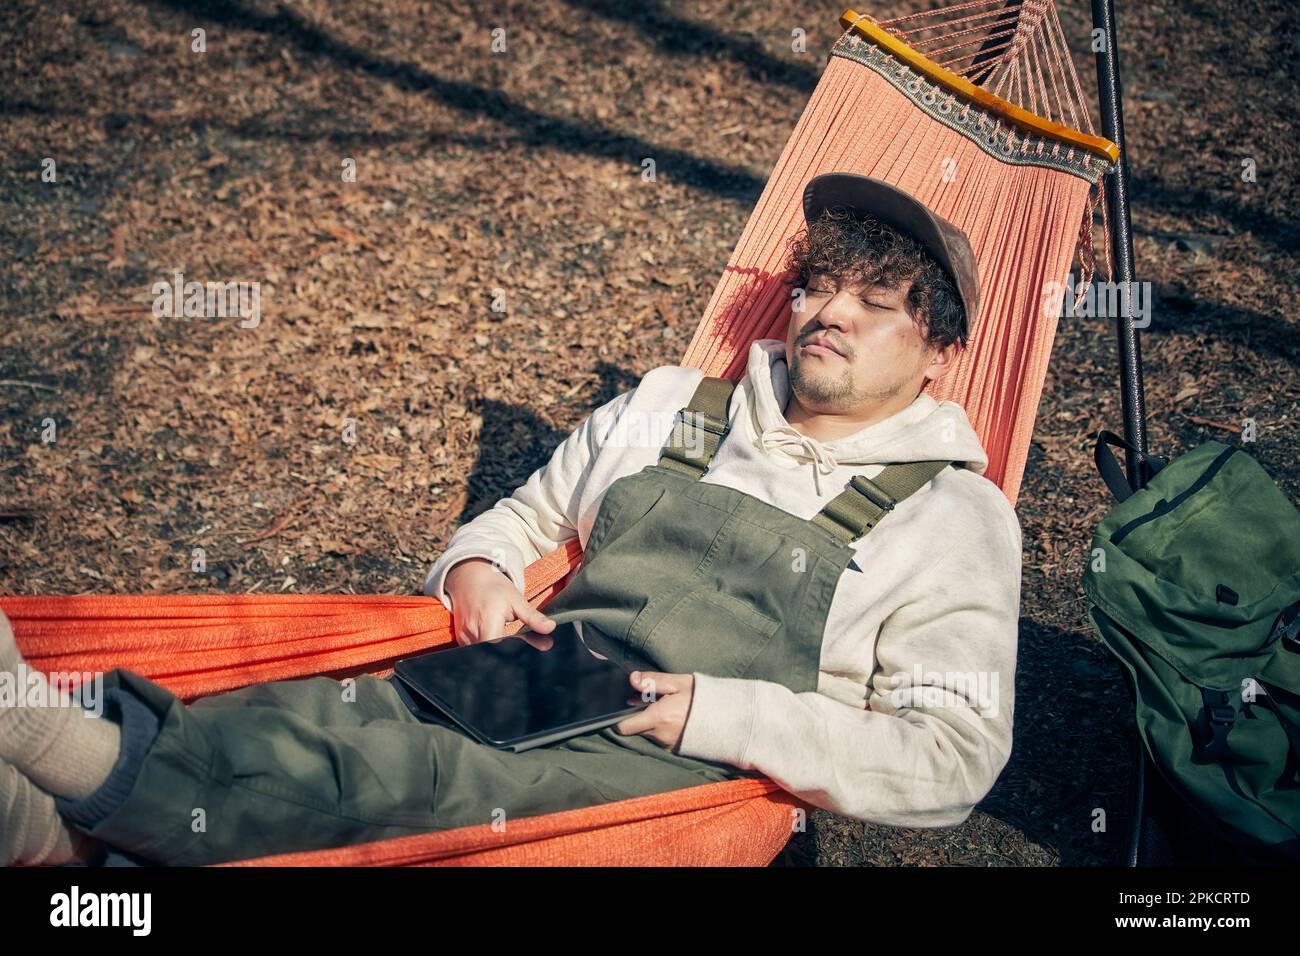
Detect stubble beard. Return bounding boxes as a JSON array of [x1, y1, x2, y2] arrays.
[[789, 349, 908, 410]]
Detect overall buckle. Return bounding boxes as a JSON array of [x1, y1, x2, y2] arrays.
[[850, 475, 896, 511], [674, 407, 729, 440]]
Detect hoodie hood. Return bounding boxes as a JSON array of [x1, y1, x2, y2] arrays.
[[740, 338, 989, 495]]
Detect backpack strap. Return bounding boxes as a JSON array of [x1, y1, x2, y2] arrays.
[[657, 376, 736, 479], [812, 461, 955, 544], [1093, 430, 1170, 503]]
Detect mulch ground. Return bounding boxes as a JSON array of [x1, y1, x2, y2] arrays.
[[2, 0, 1296, 866]]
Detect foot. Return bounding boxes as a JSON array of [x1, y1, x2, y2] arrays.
[[0, 758, 102, 866], [0, 606, 123, 798]]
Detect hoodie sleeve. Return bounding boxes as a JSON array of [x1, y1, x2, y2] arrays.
[[422, 387, 637, 611], [675, 498, 1022, 828]]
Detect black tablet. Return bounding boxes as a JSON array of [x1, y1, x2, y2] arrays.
[[391, 620, 650, 752]]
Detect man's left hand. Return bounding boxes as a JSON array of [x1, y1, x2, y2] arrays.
[[614, 671, 695, 752]]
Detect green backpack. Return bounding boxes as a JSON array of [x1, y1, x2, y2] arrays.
[[1083, 432, 1300, 861]]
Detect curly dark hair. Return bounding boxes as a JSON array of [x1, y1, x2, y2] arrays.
[[781, 207, 968, 350]]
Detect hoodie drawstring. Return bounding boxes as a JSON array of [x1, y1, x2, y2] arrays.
[[757, 426, 840, 496]]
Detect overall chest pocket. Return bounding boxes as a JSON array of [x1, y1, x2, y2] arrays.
[[635, 585, 782, 679], [587, 475, 671, 556]]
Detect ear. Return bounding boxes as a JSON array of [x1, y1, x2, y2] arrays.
[[922, 340, 961, 384]]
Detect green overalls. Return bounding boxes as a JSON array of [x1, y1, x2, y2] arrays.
[[76, 378, 950, 865]]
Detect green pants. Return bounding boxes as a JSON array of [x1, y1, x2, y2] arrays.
[[77, 667, 753, 866]]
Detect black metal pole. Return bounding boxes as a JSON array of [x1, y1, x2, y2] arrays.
[[1090, 0, 1150, 488], [1092, 0, 1153, 868]]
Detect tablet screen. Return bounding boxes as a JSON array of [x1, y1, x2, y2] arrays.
[[394, 620, 647, 746]]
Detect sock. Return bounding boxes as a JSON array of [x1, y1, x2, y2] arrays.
[[54, 689, 162, 829], [0, 758, 103, 867], [0, 608, 122, 799]]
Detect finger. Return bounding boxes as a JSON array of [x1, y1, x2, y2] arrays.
[[511, 598, 556, 634], [615, 708, 658, 737], [517, 630, 554, 652], [455, 614, 475, 645], [451, 611, 470, 647], [629, 671, 660, 701], [629, 671, 684, 699]]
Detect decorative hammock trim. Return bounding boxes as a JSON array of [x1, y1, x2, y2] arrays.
[[842, 6, 1118, 175], [832, 31, 1113, 186]]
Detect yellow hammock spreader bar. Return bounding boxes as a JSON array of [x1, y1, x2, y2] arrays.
[[840, 8, 1120, 165]]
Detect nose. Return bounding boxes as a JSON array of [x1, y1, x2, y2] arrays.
[[805, 291, 853, 339]]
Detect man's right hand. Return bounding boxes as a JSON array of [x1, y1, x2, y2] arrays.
[[443, 557, 557, 650]]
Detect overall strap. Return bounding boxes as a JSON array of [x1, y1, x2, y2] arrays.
[[812, 461, 955, 544], [657, 375, 736, 479]]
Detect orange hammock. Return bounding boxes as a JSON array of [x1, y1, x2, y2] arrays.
[[3, 2, 1117, 866]]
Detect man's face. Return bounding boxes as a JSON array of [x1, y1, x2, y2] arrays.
[[785, 271, 949, 415]]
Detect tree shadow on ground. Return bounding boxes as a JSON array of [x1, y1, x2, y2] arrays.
[[147, 0, 766, 203], [454, 361, 642, 526]]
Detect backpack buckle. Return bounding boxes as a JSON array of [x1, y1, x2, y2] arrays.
[[1207, 703, 1235, 726], [1195, 688, 1236, 761], [851, 475, 896, 512]]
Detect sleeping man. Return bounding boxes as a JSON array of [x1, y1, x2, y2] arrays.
[[0, 173, 1021, 866]]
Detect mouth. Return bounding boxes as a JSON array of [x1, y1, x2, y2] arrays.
[[800, 336, 844, 358]]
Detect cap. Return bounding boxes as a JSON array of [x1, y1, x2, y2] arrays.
[[801, 173, 980, 334]]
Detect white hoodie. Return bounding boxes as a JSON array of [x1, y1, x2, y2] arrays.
[[423, 338, 1022, 828]]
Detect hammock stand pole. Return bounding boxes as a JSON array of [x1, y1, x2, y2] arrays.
[[1089, 0, 1170, 868], [1090, 0, 1150, 486]]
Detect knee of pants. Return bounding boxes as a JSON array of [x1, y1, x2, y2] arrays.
[[186, 674, 415, 728]]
